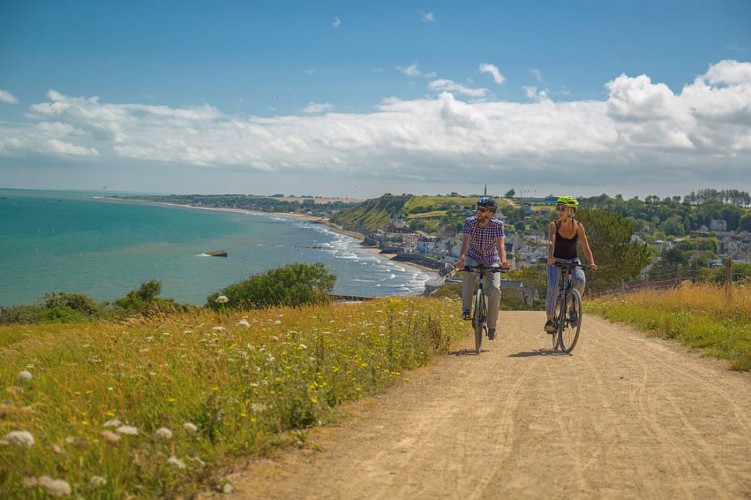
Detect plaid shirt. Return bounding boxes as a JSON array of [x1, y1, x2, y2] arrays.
[[463, 216, 505, 265]]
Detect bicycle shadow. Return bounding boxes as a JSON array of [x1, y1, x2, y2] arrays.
[[450, 348, 485, 356], [509, 349, 571, 357]]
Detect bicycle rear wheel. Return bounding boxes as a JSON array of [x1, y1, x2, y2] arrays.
[[558, 289, 582, 353], [473, 289, 485, 354]]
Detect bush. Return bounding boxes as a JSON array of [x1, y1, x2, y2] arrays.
[[207, 263, 336, 310]]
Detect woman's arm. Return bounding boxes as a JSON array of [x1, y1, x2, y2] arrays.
[[577, 224, 599, 270]]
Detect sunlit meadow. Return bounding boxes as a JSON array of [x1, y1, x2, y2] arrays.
[[589, 283, 751, 371], [0, 297, 467, 497]]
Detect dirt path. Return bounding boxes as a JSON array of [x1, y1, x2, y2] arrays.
[[229, 311, 751, 499]]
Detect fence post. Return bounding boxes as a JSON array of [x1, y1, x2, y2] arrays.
[[725, 257, 733, 299], [676, 264, 683, 286]]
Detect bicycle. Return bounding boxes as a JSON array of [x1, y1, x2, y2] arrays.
[[545, 257, 591, 353], [463, 264, 505, 354]]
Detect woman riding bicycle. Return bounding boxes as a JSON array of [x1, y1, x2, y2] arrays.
[[455, 196, 510, 341], [544, 196, 598, 333]]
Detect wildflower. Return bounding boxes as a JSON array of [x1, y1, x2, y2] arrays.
[[36, 476, 71, 497], [90, 476, 107, 487], [101, 431, 120, 444], [237, 319, 250, 328], [215, 295, 229, 304], [155, 427, 173, 440], [274, 320, 282, 325], [167, 456, 186, 469], [17, 371, 32, 383], [212, 326, 226, 333], [5, 430, 34, 447], [183, 422, 198, 434], [103, 418, 121, 428], [115, 425, 139, 436]]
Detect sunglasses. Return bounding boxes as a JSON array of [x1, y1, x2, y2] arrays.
[[556, 205, 568, 211], [477, 207, 489, 213]]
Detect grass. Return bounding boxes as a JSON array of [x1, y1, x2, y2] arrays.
[[589, 283, 751, 371], [0, 297, 467, 498]]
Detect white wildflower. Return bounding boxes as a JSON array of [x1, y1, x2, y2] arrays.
[[5, 430, 34, 447], [183, 422, 198, 434], [299, 343, 308, 350], [155, 427, 173, 440], [17, 371, 32, 383], [90, 475, 107, 487], [167, 455, 186, 469], [52, 445, 63, 454], [250, 403, 268, 413], [212, 326, 226, 333], [215, 295, 229, 304], [37, 476, 72, 497], [274, 320, 282, 325], [103, 418, 121, 428], [115, 425, 138, 436], [101, 431, 120, 444], [237, 319, 250, 328], [64, 436, 77, 445]]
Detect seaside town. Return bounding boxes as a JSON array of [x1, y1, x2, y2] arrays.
[[127, 189, 751, 299]]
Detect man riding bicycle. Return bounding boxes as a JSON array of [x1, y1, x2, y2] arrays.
[[455, 196, 510, 340]]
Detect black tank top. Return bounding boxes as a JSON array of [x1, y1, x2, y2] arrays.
[[554, 220, 578, 259]]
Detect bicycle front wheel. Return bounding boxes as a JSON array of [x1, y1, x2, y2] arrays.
[[473, 289, 485, 354], [559, 289, 582, 353]]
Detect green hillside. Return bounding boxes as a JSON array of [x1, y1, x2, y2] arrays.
[[330, 194, 412, 233]]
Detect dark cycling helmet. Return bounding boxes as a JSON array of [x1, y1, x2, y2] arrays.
[[556, 195, 579, 208], [477, 196, 498, 211]]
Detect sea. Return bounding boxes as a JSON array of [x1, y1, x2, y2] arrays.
[[0, 189, 436, 308]]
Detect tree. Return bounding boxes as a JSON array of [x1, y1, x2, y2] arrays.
[[576, 208, 651, 293], [504, 189, 516, 198], [207, 263, 336, 310], [740, 213, 751, 232]]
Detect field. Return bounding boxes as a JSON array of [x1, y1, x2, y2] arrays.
[[0, 297, 466, 498], [589, 283, 751, 370]]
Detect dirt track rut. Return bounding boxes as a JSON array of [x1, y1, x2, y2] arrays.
[[230, 311, 751, 499]]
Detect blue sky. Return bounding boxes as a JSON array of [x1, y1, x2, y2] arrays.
[[1, 0, 750, 199]]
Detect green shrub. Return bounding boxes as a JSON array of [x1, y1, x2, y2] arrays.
[[207, 262, 336, 310]]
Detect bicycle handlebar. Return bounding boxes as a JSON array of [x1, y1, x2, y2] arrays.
[[537, 257, 591, 270], [462, 265, 507, 273]]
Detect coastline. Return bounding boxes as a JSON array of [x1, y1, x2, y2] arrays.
[[273, 212, 441, 276], [111, 197, 439, 284]]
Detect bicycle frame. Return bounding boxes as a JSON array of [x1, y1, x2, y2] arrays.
[[550, 258, 589, 353], [464, 264, 504, 354]]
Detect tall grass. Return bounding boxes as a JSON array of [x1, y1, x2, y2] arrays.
[[0, 297, 466, 498], [589, 283, 751, 371]]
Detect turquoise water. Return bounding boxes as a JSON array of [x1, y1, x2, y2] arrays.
[[0, 189, 434, 307]]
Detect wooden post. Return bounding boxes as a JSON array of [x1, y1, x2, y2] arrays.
[[725, 257, 733, 299], [676, 264, 683, 286]]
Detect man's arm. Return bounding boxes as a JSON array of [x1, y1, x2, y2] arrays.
[[455, 233, 471, 269], [498, 236, 509, 268]]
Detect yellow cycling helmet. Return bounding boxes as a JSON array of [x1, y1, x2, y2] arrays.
[[556, 196, 579, 208]]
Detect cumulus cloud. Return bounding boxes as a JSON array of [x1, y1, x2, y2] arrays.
[[428, 79, 487, 98], [303, 102, 334, 114], [0, 90, 19, 104], [1, 60, 749, 196], [479, 63, 506, 85], [332, 17, 341, 28]]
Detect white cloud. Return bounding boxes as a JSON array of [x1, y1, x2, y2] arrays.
[[1, 60, 750, 197], [399, 63, 421, 77], [420, 11, 435, 23], [332, 17, 341, 28], [529, 69, 543, 82], [428, 79, 487, 98], [479, 63, 506, 85], [0, 90, 19, 104], [302, 102, 334, 114]]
